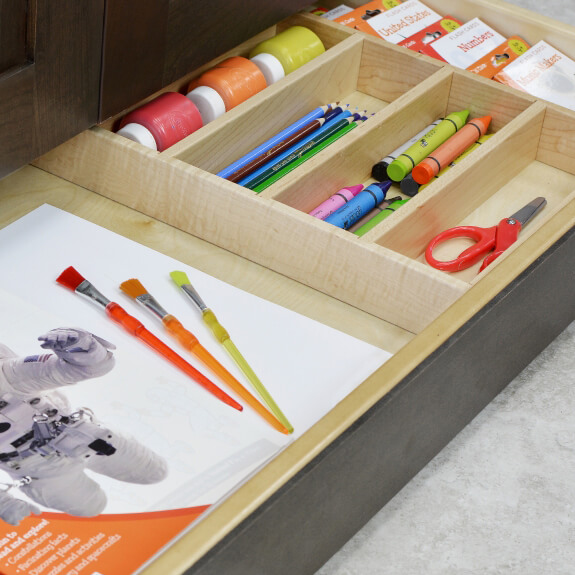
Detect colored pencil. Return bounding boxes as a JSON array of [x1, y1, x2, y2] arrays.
[[245, 117, 357, 191], [252, 119, 359, 193], [236, 109, 354, 187], [217, 103, 335, 179], [226, 117, 325, 183]]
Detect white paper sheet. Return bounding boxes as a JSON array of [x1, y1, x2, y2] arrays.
[[0, 205, 392, 514]]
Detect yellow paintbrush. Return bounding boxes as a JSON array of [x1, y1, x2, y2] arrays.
[[170, 271, 294, 434]]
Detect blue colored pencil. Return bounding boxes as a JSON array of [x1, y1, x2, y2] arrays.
[[238, 109, 353, 187], [245, 117, 356, 191], [217, 103, 335, 179]]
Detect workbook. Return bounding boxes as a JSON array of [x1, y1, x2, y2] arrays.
[[0, 205, 391, 574]]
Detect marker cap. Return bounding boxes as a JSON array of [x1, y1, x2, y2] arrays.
[[116, 123, 158, 151], [186, 86, 226, 124], [250, 53, 285, 85], [412, 161, 435, 185]]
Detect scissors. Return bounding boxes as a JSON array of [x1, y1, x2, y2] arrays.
[[425, 197, 547, 273]]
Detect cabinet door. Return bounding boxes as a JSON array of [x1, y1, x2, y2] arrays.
[[0, 1, 104, 179], [100, 0, 312, 120]]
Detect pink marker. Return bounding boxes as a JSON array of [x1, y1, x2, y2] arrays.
[[309, 185, 364, 220]]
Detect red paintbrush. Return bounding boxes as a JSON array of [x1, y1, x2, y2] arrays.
[[56, 266, 243, 411]]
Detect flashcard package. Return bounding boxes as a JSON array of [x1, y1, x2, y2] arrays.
[[426, 18, 506, 69], [337, 0, 440, 44], [467, 35, 530, 78], [494, 40, 575, 112], [334, 0, 402, 36], [398, 16, 463, 59]]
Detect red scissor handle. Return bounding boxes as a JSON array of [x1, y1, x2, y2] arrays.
[[478, 217, 522, 272], [425, 218, 522, 272]]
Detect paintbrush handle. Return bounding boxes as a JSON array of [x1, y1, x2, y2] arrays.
[[163, 314, 200, 349], [222, 338, 294, 434], [162, 315, 289, 434], [201, 309, 230, 343], [105, 303, 242, 411], [201, 309, 294, 434]]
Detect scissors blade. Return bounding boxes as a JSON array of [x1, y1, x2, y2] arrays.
[[509, 197, 547, 227]]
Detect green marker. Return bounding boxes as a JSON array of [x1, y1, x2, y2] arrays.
[[353, 198, 409, 237], [252, 120, 359, 193], [386, 109, 469, 182]]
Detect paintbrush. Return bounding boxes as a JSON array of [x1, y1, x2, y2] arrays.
[[170, 270, 294, 434], [56, 266, 242, 411], [119, 278, 290, 435]]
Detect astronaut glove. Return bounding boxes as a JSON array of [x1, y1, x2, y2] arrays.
[[0, 491, 41, 526], [38, 328, 115, 367]]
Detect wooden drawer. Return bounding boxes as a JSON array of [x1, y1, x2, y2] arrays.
[[2, 0, 574, 573]]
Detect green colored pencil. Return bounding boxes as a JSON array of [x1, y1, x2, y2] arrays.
[[245, 117, 356, 191], [252, 120, 359, 194]]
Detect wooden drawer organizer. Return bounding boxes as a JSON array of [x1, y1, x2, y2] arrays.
[[35, 6, 575, 336], [31, 1, 575, 573]]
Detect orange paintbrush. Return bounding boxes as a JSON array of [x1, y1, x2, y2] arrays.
[[56, 266, 242, 411], [119, 278, 290, 435]]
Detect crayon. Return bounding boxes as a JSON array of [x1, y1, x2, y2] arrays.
[[226, 117, 325, 183], [246, 117, 357, 191], [386, 109, 469, 182], [371, 118, 443, 181], [401, 133, 493, 196], [347, 196, 402, 232], [252, 120, 359, 193], [352, 198, 409, 237], [309, 185, 364, 219], [411, 116, 491, 184], [417, 134, 493, 193], [217, 103, 334, 179], [324, 181, 392, 229], [238, 110, 353, 187], [399, 173, 423, 197]]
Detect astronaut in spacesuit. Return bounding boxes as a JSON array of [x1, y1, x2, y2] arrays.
[[0, 328, 168, 525]]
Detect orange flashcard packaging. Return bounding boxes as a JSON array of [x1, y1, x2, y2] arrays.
[[398, 16, 463, 59], [334, 0, 403, 37], [467, 36, 530, 78]]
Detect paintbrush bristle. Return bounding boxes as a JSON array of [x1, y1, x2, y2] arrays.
[[120, 278, 148, 299], [170, 270, 190, 288], [56, 266, 86, 291]]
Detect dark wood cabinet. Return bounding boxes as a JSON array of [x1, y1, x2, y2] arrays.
[[0, 1, 104, 179], [99, 0, 311, 120], [0, 0, 310, 179]]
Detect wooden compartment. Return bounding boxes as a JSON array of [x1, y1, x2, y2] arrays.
[[22, 2, 575, 574], [35, 21, 574, 334]]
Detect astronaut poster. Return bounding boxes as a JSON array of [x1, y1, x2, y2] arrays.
[[0, 205, 391, 574]]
